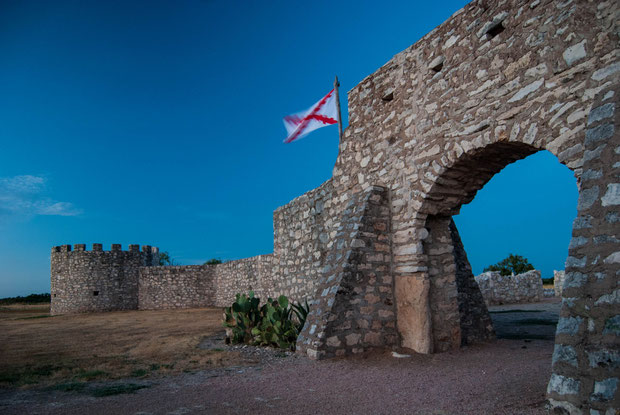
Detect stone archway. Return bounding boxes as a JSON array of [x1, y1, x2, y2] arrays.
[[395, 140, 582, 355], [296, 1, 618, 412], [294, 0, 618, 411], [396, 141, 543, 353]]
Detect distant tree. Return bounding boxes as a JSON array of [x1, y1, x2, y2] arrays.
[[483, 254, 535, 276], [0, 293, 51, 305], [204, 258, 222, 265], [158, 251, 178, 266]]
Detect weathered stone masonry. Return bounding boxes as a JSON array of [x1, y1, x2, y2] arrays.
[[52, 0, 619, 412], [138, 265, 216, 310], [475, 270, 544, 305], [50, 244, 159, 314]]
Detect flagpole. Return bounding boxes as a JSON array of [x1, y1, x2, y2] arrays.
[[334, 75, 343, 142]]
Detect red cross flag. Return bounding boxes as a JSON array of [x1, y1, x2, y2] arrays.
[[283, 88, 339, 144]]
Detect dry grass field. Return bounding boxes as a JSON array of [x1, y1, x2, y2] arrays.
[[0, 305, 245, 388]]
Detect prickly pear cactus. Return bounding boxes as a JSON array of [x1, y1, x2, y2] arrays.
[[222, 292, 310, 350]]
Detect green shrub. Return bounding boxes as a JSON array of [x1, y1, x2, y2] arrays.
[[204, 258, 223, 265], [222, 292, 309, 351], [158, 251, 178, 266], [483, 254, 535, 276]]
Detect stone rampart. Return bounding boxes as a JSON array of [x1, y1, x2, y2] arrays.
[[138, 265, 216, 310], [475, 270, 544, 305], [136, 252, 324, 311], [50, 244, 159, 315], [213, 254, 276, 305], [271, 180, 336, 301]]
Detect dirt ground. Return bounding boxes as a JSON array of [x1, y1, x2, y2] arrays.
[[0, 300, 561, 414], [0, 305, 248, 387]]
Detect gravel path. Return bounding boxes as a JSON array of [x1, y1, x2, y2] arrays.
[[0, 300, 560, 415]]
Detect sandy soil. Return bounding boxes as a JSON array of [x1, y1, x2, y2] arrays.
[[0, 300, 561, 414]]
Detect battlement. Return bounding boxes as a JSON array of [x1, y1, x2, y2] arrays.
[[51, 243, 159, 254], [50, 243, 161, 315]]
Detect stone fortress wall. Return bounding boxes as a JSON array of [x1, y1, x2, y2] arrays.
[[51, 0, 619, 412], [52, 249, 286, 313], [51, 181, 338, 315]]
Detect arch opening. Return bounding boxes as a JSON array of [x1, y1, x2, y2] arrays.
[[421, 147, 578, 353], [399, 142, 580, 353]]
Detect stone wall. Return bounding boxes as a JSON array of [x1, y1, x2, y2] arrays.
[[547, 77, 620, 414], [554, 269, 566, 296], [51, 244, 159, 315], [324, 0, 620, 364], [213, 254, 276, 306], [297, 186, 399, 358], [271, 180, 336, 302], [138, 265, 216, 310], [419, 216, 495, 352], [475, 270, 544, 305], [449, 220, 495, 345], [138, 254, 307, 310]]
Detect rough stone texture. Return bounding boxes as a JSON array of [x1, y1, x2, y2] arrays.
[[414, 216, 495, 351], [475, 270, 544, 305], [212, 254, 277, 305], [449, 220, 495, 345], [50, 0, 620, 412], [296, 186, 399, 359], [139, 256, 279, 310], [423, 216, 462, 352], [554, 269, 567, 296], [271, 180, 335, 302], [50, 244, 159, 315], [138, 265, 216, 310], [322, 1, 619, 411]]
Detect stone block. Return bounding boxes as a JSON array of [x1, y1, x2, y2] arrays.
[[395, 275, 432, 353], [552, 344, 579, 368], [557, 317, 583, 336], [601, 184, 620, 207], [547, 374, 581, 396], [591, 378, 618, 402]]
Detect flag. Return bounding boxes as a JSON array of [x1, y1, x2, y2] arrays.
[[283, 88, 338, 143]]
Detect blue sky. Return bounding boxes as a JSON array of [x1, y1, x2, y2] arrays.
[[0, 0, 578, 297]]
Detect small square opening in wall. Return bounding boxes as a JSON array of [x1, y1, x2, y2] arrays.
[[428, 55, 445, 73], [485, 21, 505, 39], [93, 291, 99, 296], [53, 294, 57, 298], [382, 91, 394, 102]]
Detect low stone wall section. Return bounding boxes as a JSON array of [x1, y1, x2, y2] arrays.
[[138, 252, 323, 310], [474, 270, 543, 305], [138, 265, 216, 310], [212, 254, 276, 306], [553, 270, 566, 296]]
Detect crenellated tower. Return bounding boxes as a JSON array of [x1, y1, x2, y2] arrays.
[[50, 243, 159, 315]]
